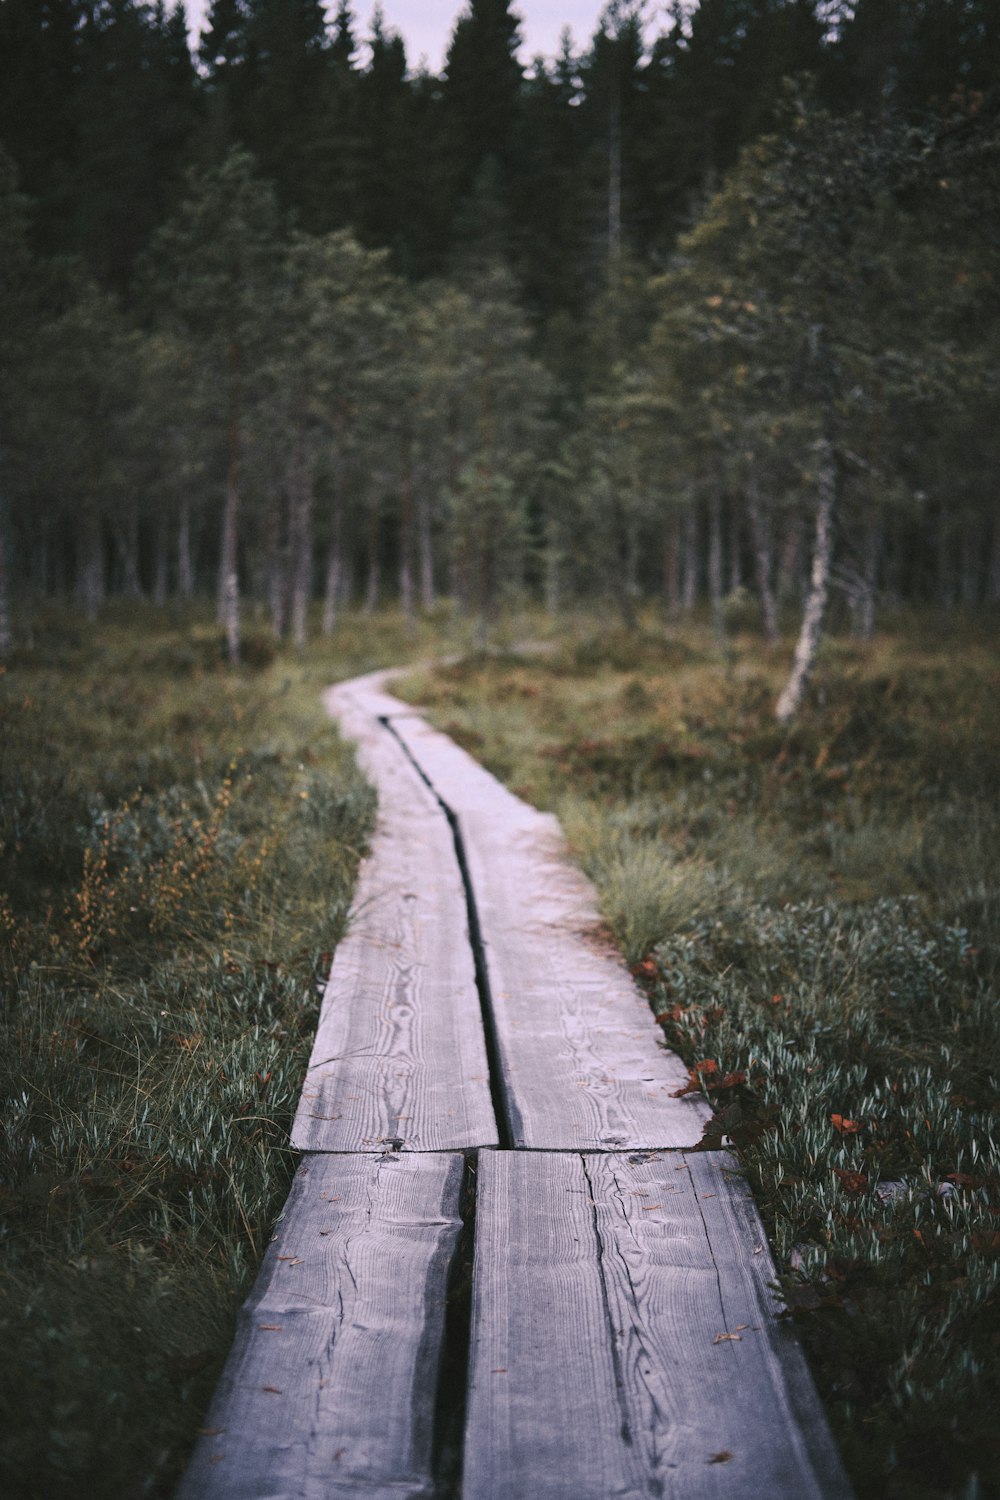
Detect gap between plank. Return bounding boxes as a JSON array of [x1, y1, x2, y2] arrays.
[[379, 713, 519, 1152], [431, 1152, 479, 1499]]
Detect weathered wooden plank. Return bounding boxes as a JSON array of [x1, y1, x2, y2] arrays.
[[463, 1151, 853, 1500], [383, 707, 707, 1149], [291, 682, 497, 1152], [177, 1152, 464, 1500]]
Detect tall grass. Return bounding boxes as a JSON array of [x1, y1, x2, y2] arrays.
[[401, 611, 1000, 1500], [0, 604, 456, 1500]]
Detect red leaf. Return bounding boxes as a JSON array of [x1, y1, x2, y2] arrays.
[[833, 1168, 868, 1195]]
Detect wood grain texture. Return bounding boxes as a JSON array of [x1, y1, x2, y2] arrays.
[[291, 681, 497, 1152], [463, 1151, 853, 1500], [383, 708, 707, 1150], [177, 1152, 464, 1500]]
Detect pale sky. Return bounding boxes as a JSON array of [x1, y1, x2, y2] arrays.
[[183, 2, 667, 73]]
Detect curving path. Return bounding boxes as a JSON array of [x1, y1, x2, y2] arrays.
[[177, 671, 853, 1500]]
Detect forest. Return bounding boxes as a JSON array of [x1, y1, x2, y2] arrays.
[[1, 0, 999, 707]]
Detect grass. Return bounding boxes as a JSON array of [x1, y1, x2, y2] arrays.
[[397, 608, 1000, 1500], [0, 601, 463, 1500]]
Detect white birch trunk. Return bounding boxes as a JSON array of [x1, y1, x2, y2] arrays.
[[775, 441, 837, 725]]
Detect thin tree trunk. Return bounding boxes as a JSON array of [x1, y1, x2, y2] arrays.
[[707, 489, 724, 636], [776, 440, 837, 724], [281, 423, 313, 651], [544, 535, 561, 616], [289, 448, 314, 650], [218, 347, 241, 664], [153, 511, 168, 607], [177, 503, 194, 599], [33, 521, 50, 596], [0, 499, 12, 656], [681, 505, 698, 612], [399, 437, 415, 636], [321, 502, 343, 637], [777, 514, 804, 602], [988, 517, 1000, 604], [77, 510, 105, 622], [664, 510, 680, 620], [363, 509, 381, 615], [746, 476, 779, 645], [960, 520, 980, 606], [935, 501, 955, 609], [851, 514, 880, 639], [418, 487, 435, 612], [118, 504, 143, 599], [621, 512, 639, 630], [266, 492, 286, 639], [727, 497, 742, 593]]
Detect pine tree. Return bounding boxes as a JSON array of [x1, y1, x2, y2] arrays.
[[444, 0, 525, 205], [141, 148, 284, 661]]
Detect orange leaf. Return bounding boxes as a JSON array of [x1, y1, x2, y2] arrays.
[[833, 1168, 868, 1195], [830, 1114, 860, 1135]]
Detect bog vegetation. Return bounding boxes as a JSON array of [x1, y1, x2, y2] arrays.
[[399, 609, 1000, 1500], [2, 1, 999, 1497], [0, 610, 445, 1499]]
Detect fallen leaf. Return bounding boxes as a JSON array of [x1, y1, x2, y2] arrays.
[[833, 1168, 869, 1195], [830, 1114, 860, 1135], [708, 1451, 733, 1464], [261, 1386, 282, 1394], [714, 1332, 742, 1344], [258, 1324, 283, 1331]]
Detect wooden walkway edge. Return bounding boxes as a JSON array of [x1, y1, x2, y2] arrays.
[[177, 668, 854, 1500]]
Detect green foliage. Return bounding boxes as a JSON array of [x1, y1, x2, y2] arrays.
[[404, 614, 1000, 1499]]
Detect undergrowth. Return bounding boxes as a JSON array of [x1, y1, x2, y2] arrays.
[[401, 610, 1000, 1500], [0, 603, 448, 1500]]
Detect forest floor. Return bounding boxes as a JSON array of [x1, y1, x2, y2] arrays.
[[0, 604, 444, 1500], [395, 608, 1000, 1500], [1, 602, 998, 1500]]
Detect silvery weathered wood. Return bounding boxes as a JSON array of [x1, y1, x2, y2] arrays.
[[177, 1152, 464, 1500], [382, 706, 707, 1149], [463, 1151, 853, 1500], [291, 681, 497, 1152]]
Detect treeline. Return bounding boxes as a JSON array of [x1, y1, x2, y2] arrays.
[[1, 1, 999, 710]]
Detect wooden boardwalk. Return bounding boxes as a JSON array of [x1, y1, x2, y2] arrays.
[[178, 671, 853, 1500]]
